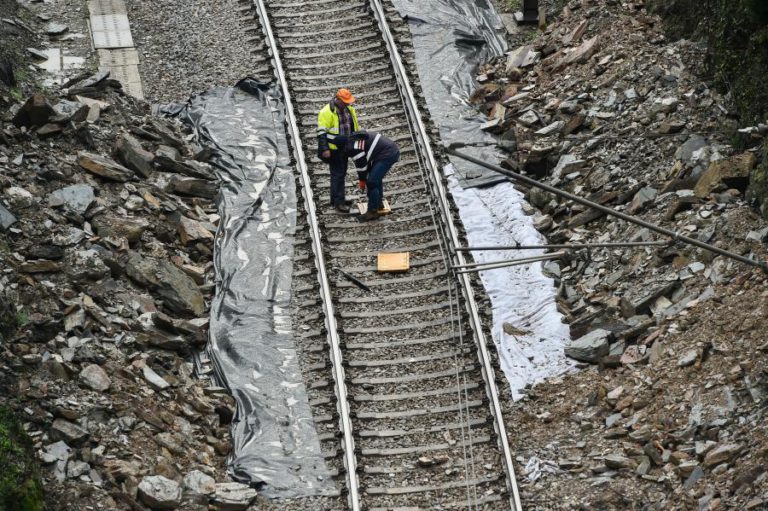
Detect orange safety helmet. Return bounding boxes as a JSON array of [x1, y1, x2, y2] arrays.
[[335, 88, 355, 105]]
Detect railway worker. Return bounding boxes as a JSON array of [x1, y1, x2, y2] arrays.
[[346, 130, 400, 221], [317, 88, 361, 213]]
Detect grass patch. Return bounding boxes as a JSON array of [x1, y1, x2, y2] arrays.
[[0, 407, 44, 511], [15, 309, 29, 328]]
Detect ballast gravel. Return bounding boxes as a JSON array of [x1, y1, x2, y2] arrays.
[[125, 0, 265, 103]]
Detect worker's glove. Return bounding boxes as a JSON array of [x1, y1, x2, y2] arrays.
[[358, 180, 367, 192]]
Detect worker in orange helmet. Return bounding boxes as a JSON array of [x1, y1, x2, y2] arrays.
[[317, 88, 361, 213]]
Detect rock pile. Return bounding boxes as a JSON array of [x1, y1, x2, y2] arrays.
[[475, 0, 768, 365], [481, 0, 768, 508], [0, 76, 256, 510]]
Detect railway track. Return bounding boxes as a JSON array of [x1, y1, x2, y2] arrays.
[[244, 0, 523, 508]]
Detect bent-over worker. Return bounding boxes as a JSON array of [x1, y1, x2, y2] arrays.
[[317, 88, 361, 213], [346, 131, 400, 221]]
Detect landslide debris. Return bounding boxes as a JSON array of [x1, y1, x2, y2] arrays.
[[480, 0, 768, 508], [0, 74, 260, 510]]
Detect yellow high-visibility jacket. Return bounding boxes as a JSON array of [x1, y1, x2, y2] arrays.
[[317, 101, 360, 153]]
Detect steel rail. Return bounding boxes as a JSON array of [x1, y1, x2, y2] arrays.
[[252, 1, 362, 509], [368, 1, 523, 508], [445, 146, 768, 274]]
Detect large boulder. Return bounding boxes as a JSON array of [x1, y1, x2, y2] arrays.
[[694, 152, 757, 198], [48, 184, 95, 215], [51, 418, 89, 445], [77, 152, 133, 182], [12, 94, 54, 127], [211, 482, 257, 511], [138, 475, 182, 510], [183, 470, 215, 495], [115, 134, 154, 178], [124, 252, 205, 316], [564, 328, 613, 363], [79, 364, 111, 392]]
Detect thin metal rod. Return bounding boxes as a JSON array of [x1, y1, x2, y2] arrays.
[[445, 146, 768, 273], [452, 252, 566, 269], [253, 1, 361, 509], [458, 241, 669, 251], [371, 2, 523, 508], [454, 253, 565, 274]]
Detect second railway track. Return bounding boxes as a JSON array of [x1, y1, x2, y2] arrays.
[[247, 0, 523, 508]]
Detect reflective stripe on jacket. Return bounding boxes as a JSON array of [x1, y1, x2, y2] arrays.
[[348, 131, 400, 181], [317, 101, 360, 152]]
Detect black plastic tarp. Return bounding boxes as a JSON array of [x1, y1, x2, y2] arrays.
[[391, 0, 508, 187], [165, 80, 334, 498]]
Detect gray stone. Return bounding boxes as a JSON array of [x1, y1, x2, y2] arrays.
[[183, 470, 216, 495], [533, 215, 553, 231], [620, 282, 678, 318], [557, 458, 582, 469], [92, 214, 148, 245], [635, 456, 651, 475], [651, 96, 679, 114], [5, 187, 34, 209], [48, 184, 95, 215], [0, 204, 17, 230], [675, 135, 707, 162], [124, 252, 205, 316], [677, 349, 698, 368], [168, 176, 218, 200], [40, 441, 73, 464], [66, 249, 110, 284], [604, 454, 636, 470], [552, 154, 584, 181], [211, 482, 257, 511], [45, 22, 68, 35], [143, 365, 170, 391], [683, 465, 705, 489], [605, 413, 623, 428], [67, 460, 90, 479], [138, 475, 182, 510], [746, 227, 768, 243], [40, 440, 73, 483], [505, 45, 539, 72], [51, 100, 89, 123], [12, 94, 54, 128], [115, 134, 154, 178], [644, 442, 663, 465], [703, 443, 740, 468], [564, 328, 612, 363], [77, 152, 133, 182], [80, 363, 111, 391], [517, 110, 540, 127], [627, 186, 657, 214], [51, 418, 89, 445]]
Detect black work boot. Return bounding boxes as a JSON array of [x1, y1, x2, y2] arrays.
[[361, 210, 380, 221], [335, 203, 351, 213]]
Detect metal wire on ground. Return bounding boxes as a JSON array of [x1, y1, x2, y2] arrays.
[[445, 145, 768, 273]]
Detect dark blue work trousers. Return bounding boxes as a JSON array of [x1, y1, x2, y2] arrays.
[[329, 150, 348, 206], [367, 154, 399, 211]]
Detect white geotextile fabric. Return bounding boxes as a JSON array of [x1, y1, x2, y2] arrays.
[[446, 167, 575, 398]]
